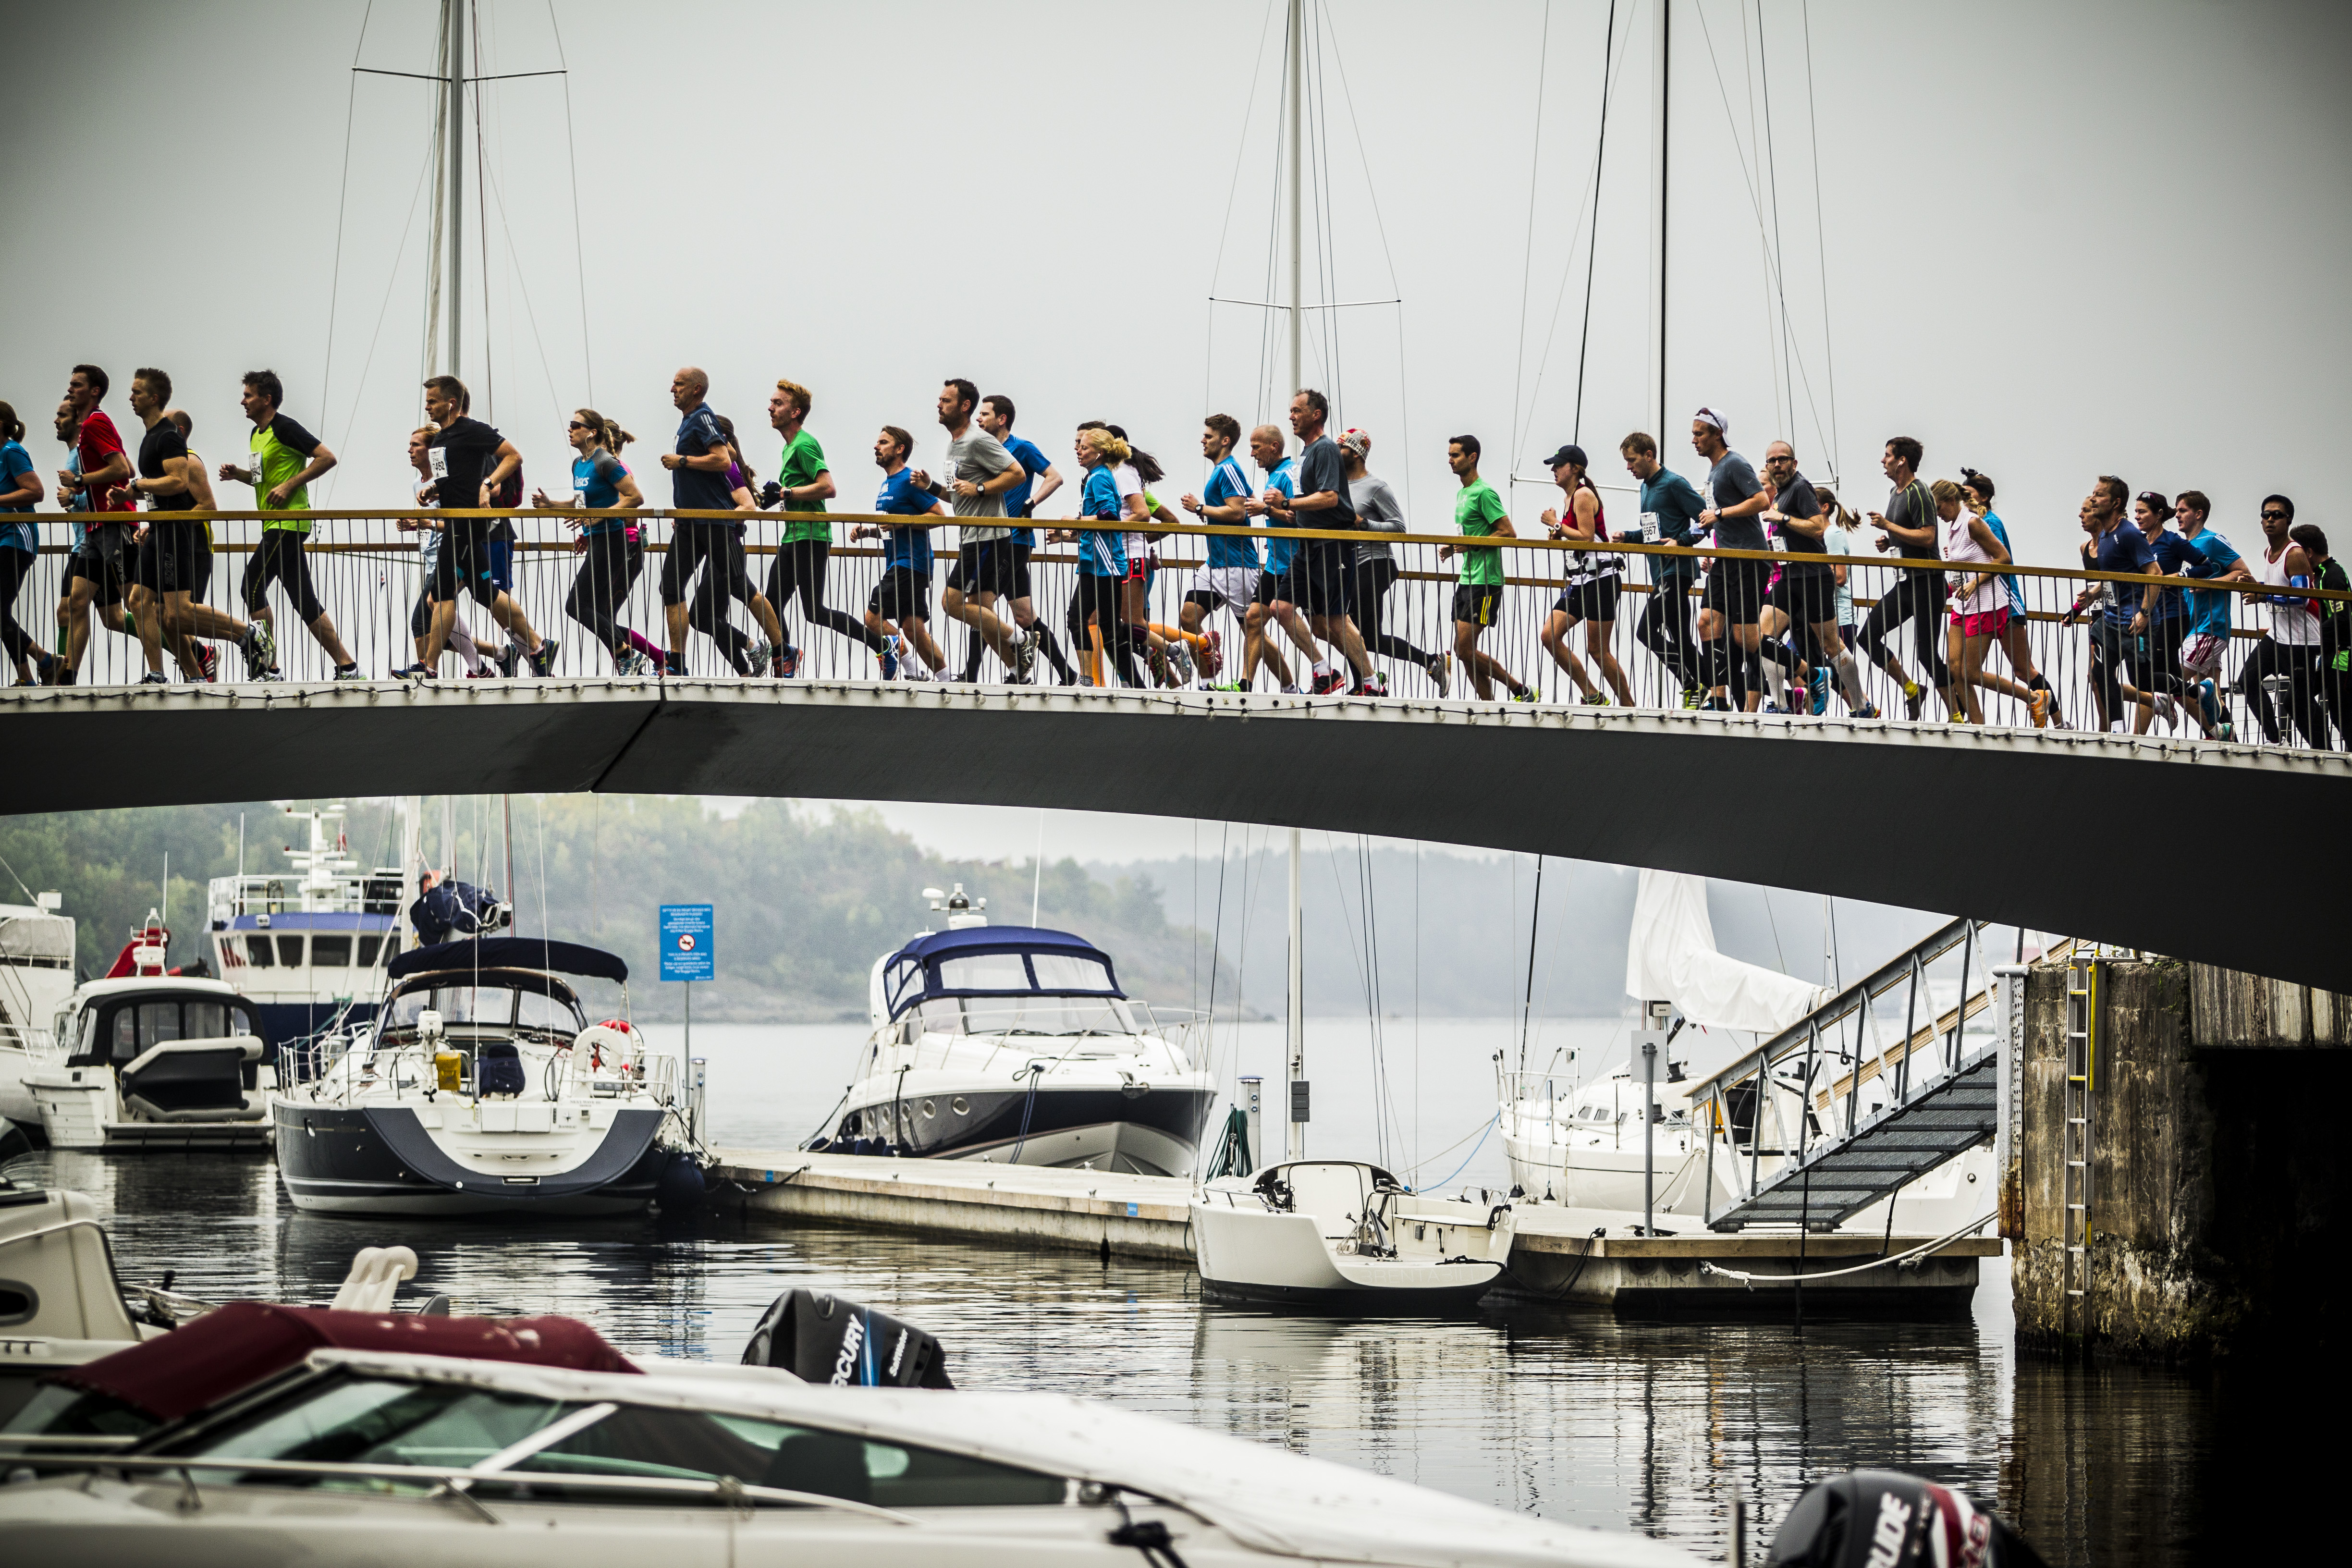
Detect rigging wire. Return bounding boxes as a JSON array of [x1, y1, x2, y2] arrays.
[[341, 138, 440, 482], [1801, 0, 1840, 480], [475, 149, 566, 418], [471, 0, 494, 417], [1755, 0, 1797, 441], [1569, 0, 1621, 446], [318, 0, 377, 483], [544, 0, 594, 403], [1737, 0, 1783, 434], [1509, 0, 1554, 470], [1316, 7, 1413, 510], [1516, 854, 1544, 1074]]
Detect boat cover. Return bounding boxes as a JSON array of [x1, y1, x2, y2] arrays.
[[1623, 870, 1829, 1035], [880, 925, 1122, 1021], [44, 1301, 637, 1421], [387, 936, 628, 984]]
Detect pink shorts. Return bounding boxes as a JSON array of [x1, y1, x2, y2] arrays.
[[1951, 606, 2009, 638], [2180, 632, 2227, 679]]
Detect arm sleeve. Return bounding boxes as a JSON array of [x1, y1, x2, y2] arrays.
[[269, 415, 323, 457]]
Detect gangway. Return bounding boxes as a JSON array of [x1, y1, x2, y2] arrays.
[[1689, 917, 2025, 1231]]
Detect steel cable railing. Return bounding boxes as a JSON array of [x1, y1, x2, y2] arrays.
[[13, 508, 2347, 756]]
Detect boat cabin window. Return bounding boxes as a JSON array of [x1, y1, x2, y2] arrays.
[[381, 976, 585, 1039], [912, 994, 1138, 1037], [935, 952, 1031, 992], [159, 1371, 1070, 1509], [74, 995, 258, 1066], [312, 936, 353, 968], [355, 936, 383, 968], [1027, 953, 1114, 994], [239, 935, 273, 968]]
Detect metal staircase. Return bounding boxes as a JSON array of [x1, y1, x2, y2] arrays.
[[1689, 917, 2019, 1232]]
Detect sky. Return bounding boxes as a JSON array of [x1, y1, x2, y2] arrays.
[[6, 0, 2348, 870]]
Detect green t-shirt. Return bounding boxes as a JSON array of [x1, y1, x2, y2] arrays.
[[777, 429, 830, 544], [1454, 478, 1507, 585], [248, 413, 324, 533]]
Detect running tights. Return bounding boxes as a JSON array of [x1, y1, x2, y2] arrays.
[[1353, 559, 1431, 668], [0, 547, 32, 664], [565, 531, 645, 662], [1858, 571, 1953, 691], [1068, 574, 1143, 685], [769, 539, 885, 656], [2240, 637, 2328, 747], [1637, 579, 1703, 690]]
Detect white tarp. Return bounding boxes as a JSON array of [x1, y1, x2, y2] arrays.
[[0, 912, 74, 966], [1623, 870, 1827, 1035]]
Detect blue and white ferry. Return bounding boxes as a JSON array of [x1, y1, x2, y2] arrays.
[[208, 803, 403, 1059]]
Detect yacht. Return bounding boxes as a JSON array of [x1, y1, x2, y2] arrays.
[[270, 935, 696, 1216], [0, 892, 74, 1134], [25, 920, 273, 1152], [1191, 1161, 1512, 1311], [209, 802, 404, 1068], [808, 888, 1215, 1178]]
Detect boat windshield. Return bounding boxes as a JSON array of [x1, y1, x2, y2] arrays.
[[155, 1369, 1069, 1508], [380, 978, 584, 1040], [910, 994, 1139, 1037]]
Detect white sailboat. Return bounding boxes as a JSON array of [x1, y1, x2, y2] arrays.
[[0, 892, 74, 1134]]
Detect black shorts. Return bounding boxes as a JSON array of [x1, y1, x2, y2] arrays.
[[1253, 570, 1280, 607], [869, 565, 931, 623], [430, 518, 504, 605], [945, 539, 1018, 599], [1005, 541, 1034, 600], [191, 530, 213, 598], [1701, 557, 1769, 625], [660, 519, 747, 608], [1552, 576, 1620, 624], [1452, 582, 1503, 628], [1275, 544, 1353, 616], [244, 528, 326, 622], [71, 520, 131, 603], [1767, 568, 1837, 625], [133, 518, 201, 596]]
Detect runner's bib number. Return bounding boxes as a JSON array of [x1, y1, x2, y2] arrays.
[[1641, 511, 1661, 544]]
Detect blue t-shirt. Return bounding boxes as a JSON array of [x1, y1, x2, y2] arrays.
[[2145, 530, 2195, 623], [874, 466, 939, 574], [574, 449, 631, 535], [2180, 527, 2245, 639], [1982, 511, 2022, 613], [1001, 434, 1049, 548], [2093, 522, 2157, 626], [1076, 466, 1127, 577], [1262, 459, 1300, 575], [1638, 468, 1707, 581], [1202, 457, 1260, 570], [0, 441, 34, 553], [672, 404, 733, 512]]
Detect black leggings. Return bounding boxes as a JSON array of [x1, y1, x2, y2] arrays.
[[1352, 558, 1430, 667], [1858, 568, 1952, 690], [768, 538, 884, 653], [1068, 573, 1143, 685], [242, 528, 325, 624], [0, 546, 33, 665], [2240, 637, 2328, 747], [1636, 576, 1703, 689], [565, 531, 644, 660], [664, 522, 754, 667]]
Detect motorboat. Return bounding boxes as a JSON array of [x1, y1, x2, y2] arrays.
[[25, 923, 273, 1151], [269, 935, 696, 1217], [1191, 1161, 1511, 1311], [208, 802, 404, 1069], [808, 887, 1215, 1178], [0, 892, 75, 1134]]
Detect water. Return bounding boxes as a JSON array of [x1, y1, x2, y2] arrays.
[[5, 1019, 2300, 1564]]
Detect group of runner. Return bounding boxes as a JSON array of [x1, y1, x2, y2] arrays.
[[3, 367, 2338, 747]]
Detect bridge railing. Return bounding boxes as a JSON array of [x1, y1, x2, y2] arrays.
[[14, 507, 2346, 751]]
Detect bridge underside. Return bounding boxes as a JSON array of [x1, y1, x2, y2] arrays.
[[9, 681, 2345, 991]]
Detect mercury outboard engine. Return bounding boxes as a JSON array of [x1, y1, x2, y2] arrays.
[[741, 1289, 952, 1389], [1767, 1470, 2046, 1568]]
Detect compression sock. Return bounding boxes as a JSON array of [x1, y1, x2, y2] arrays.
[[1085, 627, 1105, 687], [1835, 649, 1869, 709], [1033, 625, 1075, 680], [1763, 659, 1789, 707], [960, 633, 986, 683]]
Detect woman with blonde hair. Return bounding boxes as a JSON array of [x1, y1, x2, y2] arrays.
[[1052, 426, 1145, 685]]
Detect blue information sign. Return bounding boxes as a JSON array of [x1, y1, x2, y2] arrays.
[[659, 904, 714, 982]]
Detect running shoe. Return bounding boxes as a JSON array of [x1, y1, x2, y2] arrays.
[[257, 666, 285, 683], [1580, 689, 1612, 706], [1310, 668, 1345, 696], [1851, 702, 1880, 720], [195, 645, 220, 684], [1280, 683, 1303, 695], [1171, 641, 1195, 686], [137, 671, 168, 686], [1762, 701, 1784, 714], [1701, 695, 1732, 712], [1509, 686, 1537, 703], [1679, 686, 1702, 710], [744, 637, 775, 673], [466, 665, 498, 678], [1199, 628, 1224, 679], [1355, 673, 1390, 697], [1808, 669, 1829, 715], [498, 640, 525, 679], [2152, 693, 2180, 729], [1429, 652, 1452, 697], [2029, 689, 2050, 728], [1147, 644, 1174, 687], [776, 644, 801, 679], [332, 664, 366, 682], [242, 620, 276, 680], [665, 653, 689, 678], [1901, 680, 1925, 721], [8, 677, 31, 688], [616, 649, 654, 677], [1015, 625, 1040, 683], [2217, 722, 2236, 743], [528, 640, 560, 678], [878, 642, 899, 681]]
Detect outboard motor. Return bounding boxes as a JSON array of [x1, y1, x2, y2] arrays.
[[741, 1289, 952, 1389], [1767, 1470, 2046, 1568]]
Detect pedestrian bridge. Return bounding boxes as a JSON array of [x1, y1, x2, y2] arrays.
[[6, 680, 2344, 991]]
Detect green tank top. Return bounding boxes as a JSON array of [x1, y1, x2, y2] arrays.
[[248, 413, 324, 532]]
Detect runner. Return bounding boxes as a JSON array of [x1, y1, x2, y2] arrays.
[[1756, 443, 1874, 717], [1952, 469, 2055, 727], [1439, 434, 1532, 703], [1178, 415, 1270, 689], [415, 375, 553, 679], [2170, 489, 2249, 739], [850, 425, 949, 680], [164, 409, 251, 683], [1054, 426, 1143, 686], [697, 413, 783, 674], [658, 367, 752, 677], [1263, 390, 1379, 694], [1537, 443, 1630, 704], [1688, 409, 1771, 711], [121, 368, 205, 684], [2293, 523, 2350, 743], [757, 378, 887, 676], [0, 402, 48, 685], [220, 370, 357, 679], [1933, 478, 2036, 724], [1619, 431, 1706, 705], [532, 408, 654, 674], [2060, 476, 2154, 731], [2126, 490, 2194, 734], [1858, 435, 1952, 719], [400, 425, 496, 679], [1243, 422, 1319, 692], [1343, 427, 1444, 694], [976, 393, 1075, 684], [56, 365, 139, 683], [2240, 495, 2324, 746], [919, 378, 1034, 684]]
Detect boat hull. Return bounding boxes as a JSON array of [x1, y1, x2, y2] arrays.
[[1188, 1203, 1503, 1312], [831, 1084, 1214, 1177], [272, 1101, 670, 1216]]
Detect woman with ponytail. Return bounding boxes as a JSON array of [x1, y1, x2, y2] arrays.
[[0, 402, 50, 683], [535, 407, 655, 673]]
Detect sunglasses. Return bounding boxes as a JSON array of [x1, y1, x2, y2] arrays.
[[566, 420, 589, 430], [2261, 510, 2289, 521]]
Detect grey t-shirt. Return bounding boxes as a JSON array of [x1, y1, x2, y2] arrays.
[[1295, 436, 1358, 532], [943, 426, 1016, 542], [1349, 472, 1405, 562], [1705, 450, 1765, 551]]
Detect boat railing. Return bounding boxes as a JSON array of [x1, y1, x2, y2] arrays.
[[0, 1018, 59, 1066]]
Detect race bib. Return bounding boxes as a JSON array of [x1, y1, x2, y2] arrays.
[[1701, 481, 1715, 508], [428, 446, 449, 482], [1641, 511, 1661, 544]]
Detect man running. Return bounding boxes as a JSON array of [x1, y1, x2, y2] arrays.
[[414, 375, 553, 678], [2062, 476, 2155, 731], [166, 407, 266, 683], [1244, 423, 1319, 692], [1440, 434, 1531, 702], [1179, 413, 1271, 691], [658, 366, 755, 677], [1619, 432, 1706, 705], [1538, 442, 1630, 705], [122, 368, 202, 684], [55, 365, 139, 683], [853, 425, 950, 680], [758, 377, 888, 676], [1757, 441, 1875, 717], [975, 393, 1074, 684], [1344, 427, 1444, 693], [220, 370, 358, 679], [1264, 389, 1380, 695], [918, 378, 1034, 683], [2170, 490, 2249, 739], [2241, 494, 2324, 746], [1858, 435, 1952, 718], [1689, 408, 1771, 711]]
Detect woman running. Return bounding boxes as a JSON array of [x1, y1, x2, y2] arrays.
[[1055, 427, 1144, 686], [1537, 444, 1631, 704], [533, 409, 655, 674], [0, 402, 51, 684], [1937, 477, 2037, 724], [1957, 470, 2054, 726]]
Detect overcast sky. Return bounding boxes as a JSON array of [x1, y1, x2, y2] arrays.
[[9, 0, 2348, 865]]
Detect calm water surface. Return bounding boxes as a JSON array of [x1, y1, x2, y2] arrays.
[[6, 1019, 2295, 1564]]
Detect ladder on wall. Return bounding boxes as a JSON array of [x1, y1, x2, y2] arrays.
[[2062, 955, 2099, 1339]]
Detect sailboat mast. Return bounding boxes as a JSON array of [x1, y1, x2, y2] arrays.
[[1286, 0, 1303, 401], [444, 0, 466, 378], [1286, 827, 1304, 1161], [1647, 0, 1669, 441]]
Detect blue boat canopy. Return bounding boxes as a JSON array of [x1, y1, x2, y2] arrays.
[[882, 925, 1123, 1020], [388, 937, 628, 985]]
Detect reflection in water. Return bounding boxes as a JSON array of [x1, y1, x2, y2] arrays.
[[5, 1148, 2302, 1566]]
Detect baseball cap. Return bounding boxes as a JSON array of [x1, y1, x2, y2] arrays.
[[1693, 407, 1727, 436], [1544, 443, 1588, 469]]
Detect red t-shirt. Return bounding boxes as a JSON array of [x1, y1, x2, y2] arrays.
[[77, 409, 135, 513]]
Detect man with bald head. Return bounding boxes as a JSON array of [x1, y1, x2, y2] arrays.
[[658, 366, 748, 674]]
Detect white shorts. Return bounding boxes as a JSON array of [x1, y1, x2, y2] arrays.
[[2180, 631, 2228, 680], [1188, 565, 1259, 614]]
